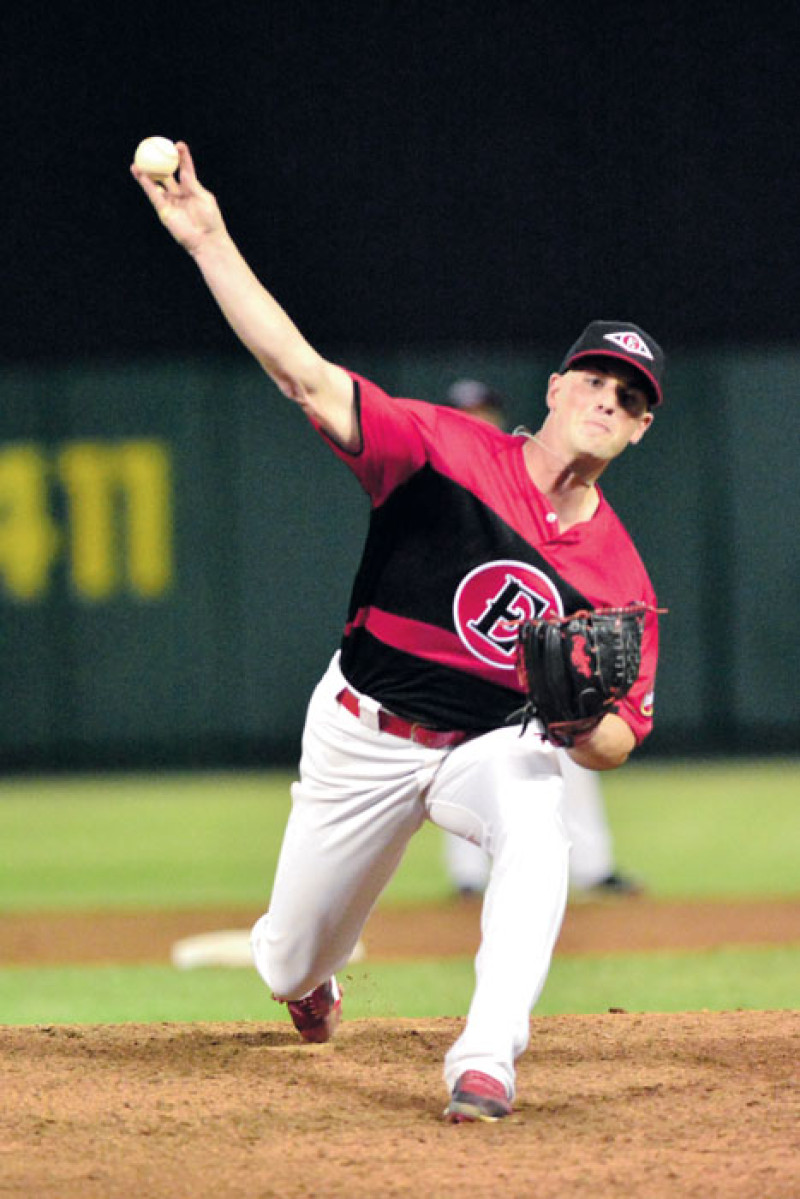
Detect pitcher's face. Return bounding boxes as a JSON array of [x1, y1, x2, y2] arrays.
[[545, 363, 653, 462]]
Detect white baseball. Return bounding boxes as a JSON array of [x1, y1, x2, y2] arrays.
[[134, 136, 180, 181]]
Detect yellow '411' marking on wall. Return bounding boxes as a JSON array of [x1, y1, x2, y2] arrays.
[[0, 440, 173, 601]]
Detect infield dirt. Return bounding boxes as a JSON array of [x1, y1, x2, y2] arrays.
[[2, 898, 798, 1197]]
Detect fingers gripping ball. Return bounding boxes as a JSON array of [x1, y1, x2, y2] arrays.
[[134, 136, 180, 183], [515, 606, 649, 747]]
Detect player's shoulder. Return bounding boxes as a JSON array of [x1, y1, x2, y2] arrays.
[[421, 403, 518, 469], [407, 399, 510, 435], [595, 489, 638, 542], [366, 380, 511, 443], [595, 493, 655, 590], [349, 369, 507, 426], [346, 369, 516, 473], [347, 372, 447, 426]]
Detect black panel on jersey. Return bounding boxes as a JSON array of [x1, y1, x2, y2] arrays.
[[338, 465, 594, 729], [345, 464, 589, 628], [340, 629, 523, 732]]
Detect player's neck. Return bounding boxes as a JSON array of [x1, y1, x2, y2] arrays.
[[521, 431, 602, 520]]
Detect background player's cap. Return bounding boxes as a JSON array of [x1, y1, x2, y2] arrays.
[[446, 379, 506, 414], [559, 320, 665, 408]]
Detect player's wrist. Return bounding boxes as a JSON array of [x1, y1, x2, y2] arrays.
[[187, 221, 234, 263]]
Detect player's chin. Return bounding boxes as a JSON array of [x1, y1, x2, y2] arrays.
[[578, 427, 627, 459], [576, 434, 616, 461]]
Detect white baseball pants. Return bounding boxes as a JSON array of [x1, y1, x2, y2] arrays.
[[251, 652, 570, 1100], [444, 749, 615, 893]]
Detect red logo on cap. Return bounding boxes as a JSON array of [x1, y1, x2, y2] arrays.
[[604, 331, 653, 360]]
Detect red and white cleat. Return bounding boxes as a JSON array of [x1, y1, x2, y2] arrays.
[[444, 1070, 513, 1123], [286, 977, 343, 1043]]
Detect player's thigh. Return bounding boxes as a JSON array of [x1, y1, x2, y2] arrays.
[[425, 727, 563, 853], [262, 716, 436, 994], [269, 677, 441, 921]]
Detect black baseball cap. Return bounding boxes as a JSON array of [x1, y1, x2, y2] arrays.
[[559, 320, 665, 408]]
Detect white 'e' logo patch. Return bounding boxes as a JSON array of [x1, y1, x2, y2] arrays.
[[453, 560, 564, 669]]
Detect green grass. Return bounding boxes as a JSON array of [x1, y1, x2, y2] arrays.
[[0, 760, 797, 1025], [601, 760, 800, 898], [1, 945, 796, 1026], [0, 772, 287, 911], [1, 759, 798, 911]]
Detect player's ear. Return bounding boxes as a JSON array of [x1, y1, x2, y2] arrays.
[[629, 412, 654, 445], [545, 372, 564, 412]]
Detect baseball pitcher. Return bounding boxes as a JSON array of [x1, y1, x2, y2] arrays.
[[132, 143, 663, 1124]]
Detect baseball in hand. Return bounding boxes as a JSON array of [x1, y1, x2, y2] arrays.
[[134, 136, 180, 182]]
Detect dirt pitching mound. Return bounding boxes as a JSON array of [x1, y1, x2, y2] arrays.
[[2, 1011, 797, 1198], [3, 899, 798, 1194]]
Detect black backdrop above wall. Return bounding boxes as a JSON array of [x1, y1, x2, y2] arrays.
[[5, 3, 800, 367]]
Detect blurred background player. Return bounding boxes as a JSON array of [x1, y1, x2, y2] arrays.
[[443, 378, 643, 900]]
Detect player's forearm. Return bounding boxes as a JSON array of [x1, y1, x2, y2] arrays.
[[566, 712, 636, 771], [190, 231, 357, 444], [190, 231, 319, 392]]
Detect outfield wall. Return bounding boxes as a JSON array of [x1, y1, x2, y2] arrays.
[[0, 347, 796, 768]]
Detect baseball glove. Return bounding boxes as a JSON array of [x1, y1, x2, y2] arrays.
[[515, 606, 649, 748]]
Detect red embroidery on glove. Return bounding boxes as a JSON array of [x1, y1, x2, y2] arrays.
[[570, 635, 593, 678]]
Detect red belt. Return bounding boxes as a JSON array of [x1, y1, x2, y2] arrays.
[[336, 686, 472, 749]]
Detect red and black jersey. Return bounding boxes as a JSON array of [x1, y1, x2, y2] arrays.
[[313, 371, 659, 742]]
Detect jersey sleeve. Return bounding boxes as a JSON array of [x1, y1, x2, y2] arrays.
[[615, 597, 659, 744], [312, 371, 430, 506], [559, 501, 660, 745]]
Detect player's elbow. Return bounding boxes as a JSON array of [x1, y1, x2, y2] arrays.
[[567, 745, 631, 771]]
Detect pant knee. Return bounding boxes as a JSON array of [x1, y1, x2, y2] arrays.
[[250, 915, 319, 1000]]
